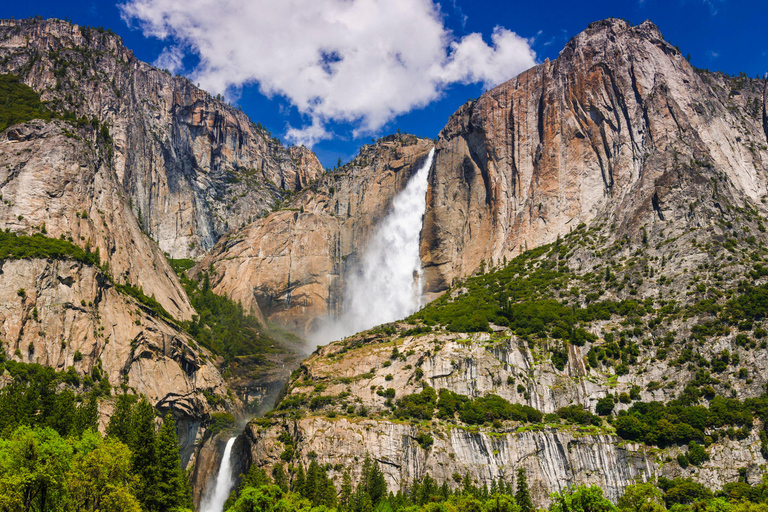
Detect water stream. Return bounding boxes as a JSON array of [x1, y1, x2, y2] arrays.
[[199, 436, 237, 512], [311, 148, 435, 346]]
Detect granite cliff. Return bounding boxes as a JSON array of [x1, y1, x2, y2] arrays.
[[420, 18, 768, 293], [0, 18, 322, 259]]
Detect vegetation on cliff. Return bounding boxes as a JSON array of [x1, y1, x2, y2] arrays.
[[169, 260, 298, 363], [0, 74, 54, 132]]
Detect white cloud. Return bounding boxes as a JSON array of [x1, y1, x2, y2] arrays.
[[119, 0, 536, 146], [153, 45, 184, 74]]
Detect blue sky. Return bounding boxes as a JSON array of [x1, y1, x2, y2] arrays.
[[3, 0, 767, 168]]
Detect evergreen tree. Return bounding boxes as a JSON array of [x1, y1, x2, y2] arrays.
[[340, 469, 353, 511], [130, 399, 159, 510], [352, 483, 374, 512], [242, 465, 271, 490], [367, 457, 387, 506], [516, 467, 534, 512], [155, 414, 192, 511], [73, 393, 98, 436], [272, 463, 289, 492], [294, 462, 306, 496], [305, 460, 319, 504], [106, 393, 135, 444], [462, 472, 477, 496], [355, 454, 387, 506]]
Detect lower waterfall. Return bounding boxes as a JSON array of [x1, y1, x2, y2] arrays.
[[200, 437, 237, 512], [312, 147, 435, 346]]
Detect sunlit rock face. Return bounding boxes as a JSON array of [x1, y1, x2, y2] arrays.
[[421, 18, 768, 293]]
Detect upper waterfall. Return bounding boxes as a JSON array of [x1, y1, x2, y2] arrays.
[[312, 148, 435, 345]]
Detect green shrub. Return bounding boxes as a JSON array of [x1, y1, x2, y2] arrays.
[[0, 74, 54, 132], [208, 412, 236, 435]]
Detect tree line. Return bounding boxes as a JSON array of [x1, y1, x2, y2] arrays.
[[0, 357, 192, 512]]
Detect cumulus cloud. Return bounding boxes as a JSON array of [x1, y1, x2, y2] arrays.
[[120, 0, 537, 146], [153, 45, 184, 74]]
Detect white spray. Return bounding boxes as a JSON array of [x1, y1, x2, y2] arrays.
[[200, 437, 237, 512], [312, 148, 434, 345]]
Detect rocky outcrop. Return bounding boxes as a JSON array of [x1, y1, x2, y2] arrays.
[[243, 415, 653, 505], [0, 18, 323, 258], [197, 136, 434, 335], [0, 118, 237, 472], [421, 19, 768, 293], [242, 303, 768, 504]]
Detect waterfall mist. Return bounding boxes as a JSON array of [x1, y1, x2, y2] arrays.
[[311, 148, 434, 347], [200, 436, 237, 512]]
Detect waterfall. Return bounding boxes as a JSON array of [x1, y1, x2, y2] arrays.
[[312, 148, 434, 346], [200, 437, 237, 512]]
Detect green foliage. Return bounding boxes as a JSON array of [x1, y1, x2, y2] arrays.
[[596, 396, 615, 416], [394, 388, 543, 426], [226, 460, 768, 512], [0, 357, 98, 437], [0, 426, 141, 512], [114, 283, 173, 321], [550, 485, 616, 512], [614, 394, 764, 448], [516, 468, 534, 512], [556, 405, 602, 426], [657, 478, 713, 506], [208, 412, 237, 435], [167, 258, 196, 275], [178, 271, 284, 362], [0, 231, 100, 266], [618, 482, 664, 512], [106, 396, 192, 512], [0, 74, 54, 132], [394, 386, 437, 420]]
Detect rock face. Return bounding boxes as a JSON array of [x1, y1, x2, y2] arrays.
[[0, 120, 193, 320], [421, 19, 768, 293], [0, 18, 323, 259], [243, 415, 653, 505], [198, 135, 434, 335]]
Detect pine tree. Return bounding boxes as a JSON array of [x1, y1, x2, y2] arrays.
[[516, 467, 534, 512], [73, 393, 98, 436], [272, 463, 289, 492], [305, 460, 319, 504], [318, 467, 338, 508], [369, 463, 387, 505], [155, 414, 192, 511], [294, 462, 306, 496], [462, 472, 476, 496], [106, 393, 135, 444], [340, 469, 353, 511], [130, 399, 159, 510]]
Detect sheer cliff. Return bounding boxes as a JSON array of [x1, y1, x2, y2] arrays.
[[421, 18, 768, 293], [0, 18, 323, 259]]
